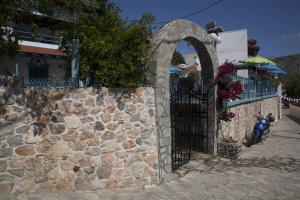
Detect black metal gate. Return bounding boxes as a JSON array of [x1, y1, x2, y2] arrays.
[[170, 74, 208, 171]]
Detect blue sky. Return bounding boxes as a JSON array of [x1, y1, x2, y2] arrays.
[[113, 0, 300, 58]]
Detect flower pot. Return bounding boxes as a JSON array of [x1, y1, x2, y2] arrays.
[[217, 140, 242, 159]]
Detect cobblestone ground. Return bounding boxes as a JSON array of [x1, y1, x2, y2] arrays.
[[8, 109, 300, 200]]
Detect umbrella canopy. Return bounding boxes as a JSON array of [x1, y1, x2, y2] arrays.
[[259, 64, 287, 75], [240, 56, 276, 65], [169, 66, 183, 73]]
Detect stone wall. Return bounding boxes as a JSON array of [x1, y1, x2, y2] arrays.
[[0, 86, 158, 195], [219, 97, 280, 140]]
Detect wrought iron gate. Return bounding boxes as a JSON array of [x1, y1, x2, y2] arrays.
[[170, 74, 208, 171]]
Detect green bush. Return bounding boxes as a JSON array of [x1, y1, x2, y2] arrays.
[[286, 73, 300, 98]]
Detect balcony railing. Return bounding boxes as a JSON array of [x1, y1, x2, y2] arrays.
[[23, 78, 79, 88], [14, 29, 62, 45]]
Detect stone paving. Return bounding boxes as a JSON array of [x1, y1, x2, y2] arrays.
[[6, 109, 300, 200]]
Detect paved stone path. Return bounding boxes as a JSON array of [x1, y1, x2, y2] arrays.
[[7, 109, 300, 200]]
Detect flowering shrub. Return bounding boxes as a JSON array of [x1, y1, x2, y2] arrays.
[[215, 62, 244, 121]]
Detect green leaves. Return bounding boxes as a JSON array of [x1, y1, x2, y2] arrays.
[[171, 50, 186, 65], [60, 0, 154, 88]]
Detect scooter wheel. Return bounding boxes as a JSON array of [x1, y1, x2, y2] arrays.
[[246, 131, 258, 147]]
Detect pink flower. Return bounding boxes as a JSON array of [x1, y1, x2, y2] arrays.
[[218, 63, 235, 75]]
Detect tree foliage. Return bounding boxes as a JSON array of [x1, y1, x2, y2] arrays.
[[1, 0, 155, 88], [286, 72, 300, 98], [60, 0, 155, 88], [171, 50, 186, 65]]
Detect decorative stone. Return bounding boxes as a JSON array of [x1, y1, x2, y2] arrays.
[[16, 125, 30, 134], [23, 157, 42, 171], [86, 138, 100, 146], [117, 101, 125, 110], [8, 158, 23, 169], [56, 178, 73, 190], [65, 116, 81, 129], [95, 121, 105, 131], [61, 161, 73, 171], [106, 179, 118, 188], [80, 116, 94, 123], [86, 147, 101, 156], [132, 96, 144, 104], [49, 123, 65, 134], [106, 123, 119, 131], [85, 96, 95, 107], [141, 129, 153, 139], [72, 141, 87, 151], [34, 175, 48, 183], [102, 131, 115, 140], [0, 183, 14, 195], [135, 137, 143, 145], [7, 135, 23, 147], [79, 131, 94, 140], [125, 105, 136, 114], [47, 168, 63, 180], [5, 112, 18, 122], [96, 166, 112, 179], [135, 88, 144, 96], [100, 113, 111, 123], [130, 113, 141, 122], [52, 141, 71, 157], [25, 133, 42, 144], [0, 160, 7, 173], [148, 108, 154, 117], [116, 151, 128, 159], [101, 153, 113, 166], [72, 107, 89, 116], [0, 147, 12, 158], [127, 129, 140, 139], [63, 130, 78, 141], [72, 102, 82, 107], [83, 166, 95, 174], [51, 112, 64, 122], [113, 112, 124, 121], [90, 107, 101, 115], [145, 153, 157, 167], [122, 140, 136, 149], [102, 141, 117, 153], [107, 106, 116, 113], [96, 97, 105, 106], [15, 145, 35, 156], [7, 168, 24, 177], [0, 174, 14, 182]]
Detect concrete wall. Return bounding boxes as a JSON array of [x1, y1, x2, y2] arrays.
[[289, 104, 300, 121], [220, 97, 280, 140], [0, 86, 158, 195]]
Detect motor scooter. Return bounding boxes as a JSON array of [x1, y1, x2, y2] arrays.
[[246, 113, 275, 147]]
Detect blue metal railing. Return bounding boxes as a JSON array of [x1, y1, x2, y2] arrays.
[[23, 78, 79, 88], [228, 76, 278, 107]]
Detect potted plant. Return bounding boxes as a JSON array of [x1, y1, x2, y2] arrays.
[[217, 134, 242, 159]]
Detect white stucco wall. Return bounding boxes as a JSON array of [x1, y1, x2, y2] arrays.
[[216, 29, 248, 65], [0, 55, 67, 80]]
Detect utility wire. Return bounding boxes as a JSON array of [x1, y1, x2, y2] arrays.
[[151, 0, 225, 25]]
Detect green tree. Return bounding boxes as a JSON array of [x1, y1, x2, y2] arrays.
[[60, 0, 155, 88], [171, 50, 186, 65], [286, 73, 300, 98]]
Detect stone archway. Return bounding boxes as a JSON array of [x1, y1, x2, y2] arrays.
[[145, 19, 218, 180]]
